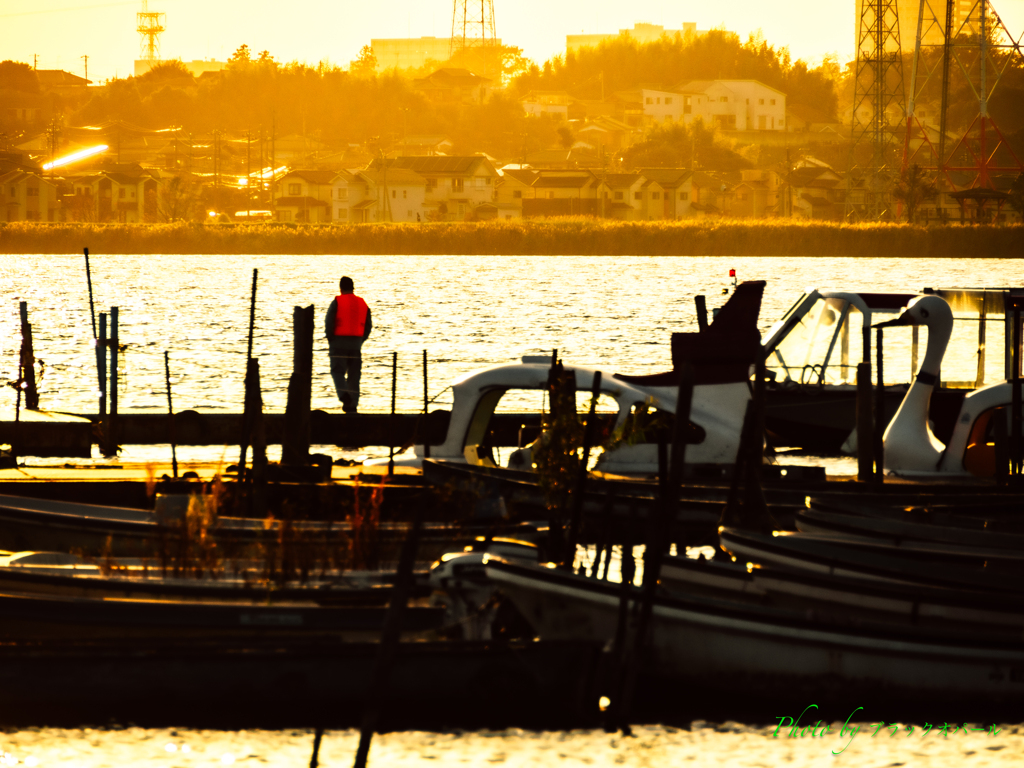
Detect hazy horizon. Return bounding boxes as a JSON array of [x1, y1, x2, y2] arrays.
[[0, 0, 873, 85]]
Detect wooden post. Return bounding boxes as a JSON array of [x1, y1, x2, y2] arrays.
[[422, 349, 430, 459], [84, 247, 97, 340], [1012, 305, 1022, 481], [856, 362, 873, 482], [977, 305, 987, 387], [246, 357, 268, 518], [282, 305, 314, 466], [694, 295, 708, 332], [164, 351, 178, 479], [566, 371, 602, 566], [18, 302, 38, 410], [601, 507, 637, 735], [388, 352, 397, 476], [238, 269, 259, 478], [97, 311, 106, 421], [246, 268, 258, 361], [610, 363, 694, 734], [103, 307, 119, 457], [874, 328, 885, 483], [348, 507, 425, 768]]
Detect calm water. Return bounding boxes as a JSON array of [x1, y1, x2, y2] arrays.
[[4, 253, 1023, 463], [3, 253, 1024, 762], [2, 722, 1021, 767]]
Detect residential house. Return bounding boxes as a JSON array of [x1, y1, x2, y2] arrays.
[[271, 135, 331, 168], [389, 156, 499, 220], [730, 169, 783, 217], [523, 148, 599, 169], [34, 69, 91, 98], [0, 170, 61, 222], [690, 171, 739, 214], [638, 169, 694, 218], [595, 173, 646, 220], [274, 169, 338, 222], [523, 170, 599, 217], [494, 168, 537, 219], [637, 88, 687, 126], [0, 91, 48, 129], [522, 91, 571, 120], [786, 103, 841, 133], [395, 136, 453, 156], [676, 80, 787, 131], [65, 165, 163, 222], [576, 116, 635, 153], [788, 165, 844, 220], [412, 68, 494, 106], [356, 167, 428, 222], [331, 170, 372, 223], [570, 98, 644, 128]]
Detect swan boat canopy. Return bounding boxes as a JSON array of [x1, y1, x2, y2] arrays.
[[877, 291, 1024, 478], [761, 286, 1021, 452]]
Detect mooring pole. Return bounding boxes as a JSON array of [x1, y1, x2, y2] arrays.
[[613, 363, 694, 733], [238, 268, 259, 478], [874, 328, 885, 483], [1012, 302, 1022, 481], [388, 352, 397, 476], [694, 295, 708, 332], [567, 370, 603, 567], [104, 307, 119, 457], [164, 351, 178, 479], [246, 268, 258, 362], [84, 247, 97, 340], [98, 313, 108, 451], [350, 507, 425, 768], [856, 362, 873, 481], [18, 302, 38, 410], [422, 349, 430, 459]]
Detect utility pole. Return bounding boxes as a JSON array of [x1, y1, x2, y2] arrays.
[[246, 129, 251, 219], [81, 55, 88, 83], [271, 115, 277, 218]]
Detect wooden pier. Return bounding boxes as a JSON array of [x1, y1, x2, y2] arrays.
[[0, 410, 548, 458]]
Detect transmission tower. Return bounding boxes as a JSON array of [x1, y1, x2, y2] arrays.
[[848, 0, 907, 218], [903, 0, 1024, 197], [449, 0, 497, 57], [137, 0, 166, 61]]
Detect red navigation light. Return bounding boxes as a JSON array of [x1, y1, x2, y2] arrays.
[[729, 269, 736, 278]]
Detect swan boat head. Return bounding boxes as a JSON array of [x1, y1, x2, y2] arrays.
[[876, 295, 953, 474]]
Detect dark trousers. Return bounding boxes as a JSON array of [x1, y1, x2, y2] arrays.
[[329, 338, 363, 411]]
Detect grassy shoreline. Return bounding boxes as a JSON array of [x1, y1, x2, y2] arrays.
[[2, 218, 1022, 257]]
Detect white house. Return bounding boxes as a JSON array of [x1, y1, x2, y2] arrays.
[[676, 80, 787, 131]]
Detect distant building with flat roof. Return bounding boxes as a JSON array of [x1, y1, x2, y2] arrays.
[[134, 59, 225, 78], [567, 22, 705, 53], [371, 37, 502, 71]]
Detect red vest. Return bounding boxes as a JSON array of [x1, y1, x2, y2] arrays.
[[334, 293, 369, 336]]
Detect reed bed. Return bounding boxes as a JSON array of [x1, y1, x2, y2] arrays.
[[2, 218, 1022, 257]]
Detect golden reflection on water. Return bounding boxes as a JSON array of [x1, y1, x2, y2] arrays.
[[2, 723, 1021, 766], [2, 253, 1023, 462]]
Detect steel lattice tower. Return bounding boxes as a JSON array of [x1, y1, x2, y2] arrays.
[[449, 0, 497, 57], [849, 0, 907, 218], [903, 0, 1024, 196], [137, 0, 166, 61]]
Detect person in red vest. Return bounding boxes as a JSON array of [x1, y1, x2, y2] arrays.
[[325, 276, 372, 413]]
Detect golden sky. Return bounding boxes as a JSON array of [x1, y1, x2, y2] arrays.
[[1, 0, 1023, 84]]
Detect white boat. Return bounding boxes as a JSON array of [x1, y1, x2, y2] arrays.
[[463, 553, 1024, 701], [375, 281, 767, 476]]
